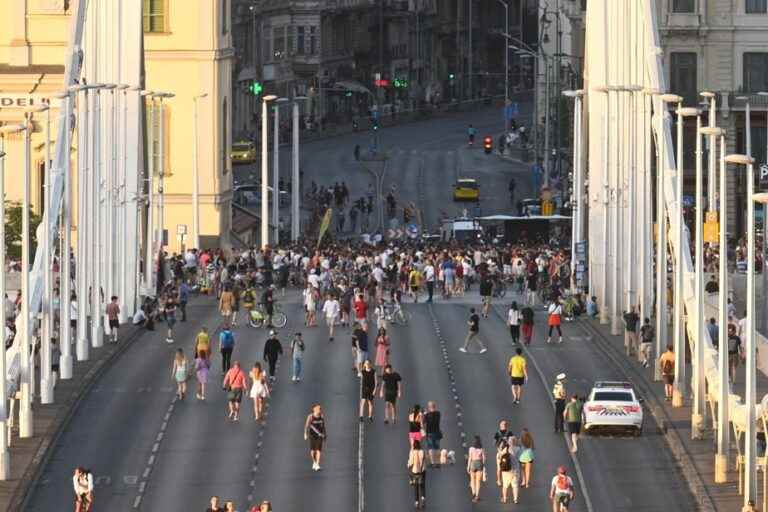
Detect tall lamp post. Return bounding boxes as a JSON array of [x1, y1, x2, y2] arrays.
[[260, 94, 278, 248], [273, 97, 289, 245], [702, 126, 729, 482], [154, 92, 174, 256], [757, 91, 768, 333], [140, 90, 156, 294], [690, 106, 706, 439], [563, 89, 585, 293], [192, 93, 208, 251], [0, 124, 26, 476], [497, 0, 509, 134], [593, 86, 610, 325], [727, 154, 757, 507], [291, 96, 308, 242]]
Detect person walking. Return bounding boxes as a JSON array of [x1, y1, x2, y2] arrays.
[[407, 439, 427, 509], [164, 297, 177, 344], [219, 326, 236, 373], [219, 285, 234, 326], [408, 404, 424, 447], [622, 306, 640, 357], [263, 330, 283, 382], [521, 305, 535, 345], [507, 348, 528, 404], [322, 293, 340, 342], [496, 441, 520, 504], [290, 332, 305, 382], [222, 361, 248, 421], [249, 362, 270, 422], [424, 260, 436, 303], [479, 275, 493, 318], [171, 348, 189, 400], [546, 299, 563, 344], [194, 349, 210, 400], [195, 327, 210, 360], [423, 401, 442, 466], [550, 466, 576, 512], [178, 280, 190, 322], [205, 495, 222, 512], [374, 327, 390, 374], [519, 428, 535, 488], [73, 467, 94, 512], [380, 364, 402, 424], [564, 395, 583, 453], [508, 302, 521, 345], [352, 323, 369, 377], [727, 324, 743, 384], [105, 296, 120, 343], [359, 359, 377, 422], [304, 404, 327, 471], [304, 284, 317, 327], [659, 344, 675, 401], [639, 318, 654, 368], [461, 308, 487, 353], [553, 373, 567, 433], [467, 436, 486, 503]]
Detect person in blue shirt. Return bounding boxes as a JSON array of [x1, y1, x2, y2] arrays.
[[586, 296, 598, 318]]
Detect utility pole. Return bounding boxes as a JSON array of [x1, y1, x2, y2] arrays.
[[379, 0, 385, 104], [468, 0, 473, 100], [456, 0, 462, 101]]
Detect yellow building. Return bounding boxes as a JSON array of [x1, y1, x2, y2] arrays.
[[0, 0, 234, 253]]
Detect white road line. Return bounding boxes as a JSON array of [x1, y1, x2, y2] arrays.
[[147, 455, 155, 466], [492, 305, 595, 512], [358, 416, 365, 512], [142, 467, 150, 479], [133, 496, 142, 509]]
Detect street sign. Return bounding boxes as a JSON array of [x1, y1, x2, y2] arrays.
[[760, 164, 768, 189], [704, 221, 719, 243], [705, 211, 718, 223], [575, 241, 587, 257], [406, 223, 419, 239], [176, 224, 187, 235]]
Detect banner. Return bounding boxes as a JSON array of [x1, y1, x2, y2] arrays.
[[317, 208, 333, 249]]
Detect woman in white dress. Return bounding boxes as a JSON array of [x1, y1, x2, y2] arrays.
[[250, 362, 270, 422], [304, 284, 317, 326]]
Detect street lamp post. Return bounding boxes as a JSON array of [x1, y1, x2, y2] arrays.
[[607, 85, 626, 336], [292, 97, 308, 242], [273, 97, 289, 245], [40, 101, 54, 405], [593, 86, 610, 325], [261, 94, 277, 248], [691, 107, 706, 439], [0, 124, 26, 477], [497, 0, 509, 133], [192, 93, 208, 251], [140, 90, 155, 294], [757, 91, 768, 334], [727, 154, 757, 507], [563, 89, 585, 293], [155, 92, 174, 257], [702, 126, 729, 482]]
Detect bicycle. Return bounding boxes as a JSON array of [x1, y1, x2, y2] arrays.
[[386, 303, 412, 325], [248, 302, 287, 329]]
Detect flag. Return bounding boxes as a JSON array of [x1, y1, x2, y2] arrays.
[[317, 208, 333, 249]]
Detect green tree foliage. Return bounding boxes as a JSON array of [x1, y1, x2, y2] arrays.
[[5, 202, 41, 260]]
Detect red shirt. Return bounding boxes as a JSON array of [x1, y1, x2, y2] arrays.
[[223, 367, 247, 389], [353, 299, 368, 319]]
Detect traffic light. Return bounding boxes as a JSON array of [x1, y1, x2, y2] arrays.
[[393, 77, 408, 89], [448, 73, 455, 81], [248, 80, 263, 96], [345, 90, 353, 97]]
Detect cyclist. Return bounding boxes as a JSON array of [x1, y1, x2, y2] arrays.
[[468, 124, 477, 145], [549, 466, 575, 512]]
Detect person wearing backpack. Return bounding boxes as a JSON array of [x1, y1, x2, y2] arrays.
[[659, 345, 675, 401], [639, 318, 654, 368], [496, 441, 520, 504], [549, 466, 575, 512], [219, 326, 236, 373]]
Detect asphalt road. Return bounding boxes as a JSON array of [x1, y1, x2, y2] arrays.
[[234, 105, 537, 234], [27, 291, 695, 511]]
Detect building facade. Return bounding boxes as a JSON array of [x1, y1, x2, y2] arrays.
[[0, 0, 234, 254]]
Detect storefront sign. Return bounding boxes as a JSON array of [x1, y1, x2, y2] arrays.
[[0, 95, 58, 109]]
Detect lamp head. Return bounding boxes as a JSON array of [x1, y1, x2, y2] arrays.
[[660, 94, 683, 103], [753, 193, 768, 205], [724, 154, 755, 165], [117, 84, 130, 90], [592, 86, 609, 93], [562, 89, 585, 98], [140, 90, 154, 97], [641, 88, 661, 96], [700, 127, 725, 136], [700, 91, 715, 98], [102, 84, 117, 90], [24, 104, 49, 113], [758, 92, 768, 97], [262, 94, 278, 102], [677, 107, 700, 117]]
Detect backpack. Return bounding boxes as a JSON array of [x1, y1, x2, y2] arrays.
[[499, 452, 512, 472], [220, 330, 234, 349], [556, 474, 571, 493], [662, 357, 674, 374]]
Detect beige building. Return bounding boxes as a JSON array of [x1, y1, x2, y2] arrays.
[[0, 0, 234, 253]]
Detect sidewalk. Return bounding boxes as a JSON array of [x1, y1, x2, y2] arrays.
[[578, 316, 766, 511], [0, 320, 146, 510]]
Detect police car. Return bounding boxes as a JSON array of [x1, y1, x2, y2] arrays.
[[583, 381, 643, 436]]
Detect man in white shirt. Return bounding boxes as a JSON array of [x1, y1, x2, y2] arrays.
[[424, 261, 436, 303], [308, 269, 320, 290], [507, 302, 521, 344], [322, 294, 340, 342]]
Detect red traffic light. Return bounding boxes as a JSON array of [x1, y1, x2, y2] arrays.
[[483, 136, 492, 146]]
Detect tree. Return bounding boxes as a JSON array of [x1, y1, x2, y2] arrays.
[[5, 202, 41, 260]]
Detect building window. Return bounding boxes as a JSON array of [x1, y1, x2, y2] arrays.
[[143, 0, 166, 33], [287, 26, 295, 55], [670, 52, 697, 105], [263, 29, 271, 62], [744, 53, 768, 92], [297, 26, 305, 55], [273, 26, 286, 59], [746, 0, 768, 13], [672, 0, 695, 12], [309, 26, 318, 55]]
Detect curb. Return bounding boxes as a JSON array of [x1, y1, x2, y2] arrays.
[[578, 319, 717, 512], [10, 323, 149, 510]]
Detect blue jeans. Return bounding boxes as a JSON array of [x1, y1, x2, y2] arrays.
[[293, 358, 302, 379]]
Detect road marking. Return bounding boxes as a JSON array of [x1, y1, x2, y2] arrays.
[[95, 476, 111, 486], [358, 403, 365, 512], [491, 305, 595, 512], [124, 475, 138, 485], [133, 496, 142, 509]]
